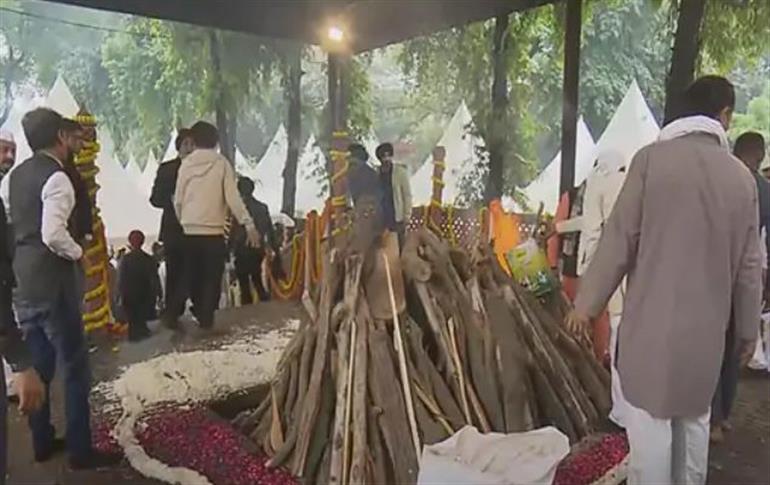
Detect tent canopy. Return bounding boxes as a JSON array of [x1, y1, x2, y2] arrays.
[[45, 0, 556, 53]]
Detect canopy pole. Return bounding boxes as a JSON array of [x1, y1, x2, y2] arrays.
[[559, 0, 582, 196], [328, 53, 351, 248]]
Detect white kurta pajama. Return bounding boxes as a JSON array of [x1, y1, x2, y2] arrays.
[[575, 117, 763, 485]]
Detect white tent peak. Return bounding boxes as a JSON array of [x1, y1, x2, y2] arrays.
[[594, 79, 660, 171], [523, 117, 597, 214], [253, 124, 287, 214], [137, 150, 158, 197], [294, 134, 328, 217], [410, 100, 481, 207], [46, 76, 79, 117]]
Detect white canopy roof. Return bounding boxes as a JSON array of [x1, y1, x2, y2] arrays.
[[95, 129, 160, 241], [253, 124, 287, 214], [125, 153, 143, 187], [294, 134, 328, 217], [161, 130, 177, 161], [595, 80, 660, 170], [411, 101, 482, 206], [137, 151, 157, 198], [523, 117, 597, 214], [46, 75, 79, 117]]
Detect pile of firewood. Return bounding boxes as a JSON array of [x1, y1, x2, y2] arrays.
[[233, 227, 610, 485]]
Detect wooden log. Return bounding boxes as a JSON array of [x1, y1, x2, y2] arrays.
[[305, 376, 336, 482], [515, 287, 599, 425], [368, 321, 418, 485], [328, 318, 352, 485], [414, 282, 453, 377], [413, 383, 448, 445], [349, 307, 369, 484], [296, 327, 317, 418], [401, 232, 432, 283], [530, 364, 577, 442], [367, 402, 389, 485], [502, 285, 591, 438], [293, 255, 343, 476], [463, 315, 504, 431]]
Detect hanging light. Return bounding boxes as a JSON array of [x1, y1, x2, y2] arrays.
[[327, 25, 345, 43]]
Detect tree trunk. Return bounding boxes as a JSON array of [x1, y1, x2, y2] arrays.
[[282, 47, 303, 217], [209, 30, 235, 162], [485, 14, 510, 204], [559, 0, 582, 196], [663, 0, 707, 125]]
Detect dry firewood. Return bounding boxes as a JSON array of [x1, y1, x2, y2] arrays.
[[401, 232, 432, 282], [503, 286, 591, 438], [384, 252, 421, 461], [463, 316, 504, 432], [276, 327, 307, 374], [349, 306, 369, 484], [368, 321, 418, 485], [402, 318, 465, 430], [342, 320, 357, 484], [328, 318, 352, 485], [484, 293, 532, 432], [314, 444, 332, 485], [413, 384, 449, 445], [305, 377, 335, 482], [283, 359, 300, 430], [414, 282, 453, 377], [295, 327, 317, 419], [530, 364, 577, 443], [293, 255, 343, 476], [367, 402, 389, 485], [449, 248, 473, 283], [446, 317, 471, 423], [515, 287, 599, 426], [412, 379, 453, 438]]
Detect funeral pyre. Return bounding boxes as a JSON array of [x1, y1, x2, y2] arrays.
[[233, 226, 611, 485]]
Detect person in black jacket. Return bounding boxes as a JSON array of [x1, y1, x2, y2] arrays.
[[118, 231, 160, 342], [231, 177, 276, 304], [150, 128, 194, 327], [59, 119, 93, 244]]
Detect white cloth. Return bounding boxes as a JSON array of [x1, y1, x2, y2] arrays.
[[417, 426, 569, 485], [609, 315, 631, 427], [658, 115, 730, 149], [2, 358, 15, 397], [0, 152, 82, 261], [748, 312, 770, 371], [625, 403, 710, 485], [0, 129, 14, 144]]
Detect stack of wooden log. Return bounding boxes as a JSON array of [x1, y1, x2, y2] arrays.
[[233, 227, 610, 485]]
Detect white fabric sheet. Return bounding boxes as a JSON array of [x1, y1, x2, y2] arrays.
[[417, 426, 569, 485]]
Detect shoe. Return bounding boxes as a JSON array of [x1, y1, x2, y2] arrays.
[[70, 451, 122, 470], [35, 437, 66, 463]]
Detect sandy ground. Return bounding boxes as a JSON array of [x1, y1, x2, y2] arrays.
[[4, 300, 769, 484]]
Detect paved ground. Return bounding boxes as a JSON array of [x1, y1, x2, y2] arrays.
[[5, 301, 769, 484], [5, 301, 305, 485]]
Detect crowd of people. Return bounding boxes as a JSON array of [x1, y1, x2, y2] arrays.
[[0, 73, 767, 484]]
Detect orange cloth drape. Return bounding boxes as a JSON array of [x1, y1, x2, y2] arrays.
[[489, 199, 521, 274]]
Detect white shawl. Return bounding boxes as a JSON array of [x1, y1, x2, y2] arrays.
[[658, 115, 730, 149]]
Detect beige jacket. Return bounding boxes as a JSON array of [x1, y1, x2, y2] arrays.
[[575, 133, 762, 418], [174, 149, 254, 236], [392, 162, 413, 223]]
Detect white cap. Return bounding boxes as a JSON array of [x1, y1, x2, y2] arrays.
[[0, 129, 14, 144]]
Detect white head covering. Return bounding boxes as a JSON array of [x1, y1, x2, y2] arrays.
[[0, 129, 15, 144], [594, 148, 626, 176]]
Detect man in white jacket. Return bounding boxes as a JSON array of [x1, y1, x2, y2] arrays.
[[173, 121, 259, 329], [578, 149, 631, 428]]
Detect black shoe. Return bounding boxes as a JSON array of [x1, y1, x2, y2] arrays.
[[69, 451, 122, 470], [35, 437, 66, 463]]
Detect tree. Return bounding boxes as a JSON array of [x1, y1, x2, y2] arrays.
[[664, 0, 707, 123], [729, 83, 770, 141], [282, 45, 303, 216]]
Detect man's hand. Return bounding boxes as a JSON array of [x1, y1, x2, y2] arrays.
[[739, 338, 757, 367], [565, 310, 591, 343], [16, 368, 45, 415], [245, 225, 262, 249]]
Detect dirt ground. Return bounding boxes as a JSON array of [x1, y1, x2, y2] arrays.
[[4, 300, 769, 484]]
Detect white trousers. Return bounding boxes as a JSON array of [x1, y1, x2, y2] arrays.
[[609, 315, 631, 427], [625, 403, 711, 485]]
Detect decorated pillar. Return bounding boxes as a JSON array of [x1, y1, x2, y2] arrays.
[[428, 146, 446, 230], [73, 108, 112, 331], [328, 53, 351, 248]]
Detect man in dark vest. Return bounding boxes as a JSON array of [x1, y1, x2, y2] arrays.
[[150, 128, 194, 328], [2, 108, 119, 469]]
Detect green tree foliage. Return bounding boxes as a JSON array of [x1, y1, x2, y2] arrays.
[[730, 83, 770, 142]]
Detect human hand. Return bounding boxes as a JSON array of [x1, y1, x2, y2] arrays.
[[739, 338, 756, 367], [565, 310, 591, 343], [245, 225, 262, 249], [16, 368, 45, 415]]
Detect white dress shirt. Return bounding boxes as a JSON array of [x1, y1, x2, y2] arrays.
[[0, 152, 83, 261]]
